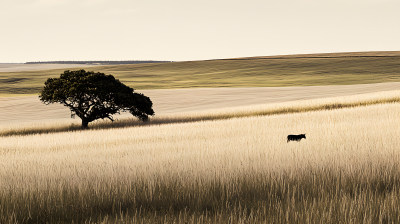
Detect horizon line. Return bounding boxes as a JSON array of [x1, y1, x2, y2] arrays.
[[1, 50, 400, 64]]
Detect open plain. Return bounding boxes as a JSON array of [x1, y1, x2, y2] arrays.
[[1, 82, 400, 125], [1, 52, 400, 223], [1, 98, 399, 223], [1, 51, 400, 94]]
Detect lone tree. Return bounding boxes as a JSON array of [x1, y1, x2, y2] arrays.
[[39, 70, 154, 128]]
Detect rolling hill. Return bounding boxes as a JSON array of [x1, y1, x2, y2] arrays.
[[1, 51, 399, 95]]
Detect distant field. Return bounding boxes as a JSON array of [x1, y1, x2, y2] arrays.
[[1, 82, 399, 125], [1, 51, 400, 94], [0, 63, 97, 73], [1, 89, 399, 136]]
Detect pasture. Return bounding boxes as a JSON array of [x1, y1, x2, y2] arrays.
[[1, 82, 400, 125], [1, 51, 400, 95], [1, 52, 400, 223], [1, 91, 400, 223]]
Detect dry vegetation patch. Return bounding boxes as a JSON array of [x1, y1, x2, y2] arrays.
[[1, 90, 399, 137], [2, 82, 400, 124], [0, 99, 399, 222]]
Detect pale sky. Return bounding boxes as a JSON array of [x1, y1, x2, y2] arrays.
[[0, 0, 399, 62]]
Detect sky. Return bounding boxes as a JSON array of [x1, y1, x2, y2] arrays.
[[0, 0, 399, 62]]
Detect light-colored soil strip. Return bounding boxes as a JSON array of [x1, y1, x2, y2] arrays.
[[1, 90, 399, 137]]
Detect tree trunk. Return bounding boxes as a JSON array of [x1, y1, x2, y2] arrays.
[[81, 119, 89, 129]]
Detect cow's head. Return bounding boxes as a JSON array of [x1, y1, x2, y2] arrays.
[[302, 134, 306, 139]]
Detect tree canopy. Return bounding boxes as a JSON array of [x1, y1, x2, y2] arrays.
[[39, 70, 154, 128]]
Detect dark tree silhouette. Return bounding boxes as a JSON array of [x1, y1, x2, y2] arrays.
[[39, 70, 154, 128]]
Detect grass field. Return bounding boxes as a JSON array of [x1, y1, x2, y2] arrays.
[[1, 90, 399, 137], [2, 82, 400, 125], [1, 51, 400, 94], [1, 52, 399, 223], [1, 92, 400, 223]]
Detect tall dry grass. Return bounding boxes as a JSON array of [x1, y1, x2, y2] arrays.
[[0, 101, 399, 223]]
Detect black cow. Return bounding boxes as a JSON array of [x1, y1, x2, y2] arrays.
[[287, 134, 306, 143]]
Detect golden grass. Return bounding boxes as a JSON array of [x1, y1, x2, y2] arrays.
[[0, 94, 400, 223], [1, 90, 399, 137]]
